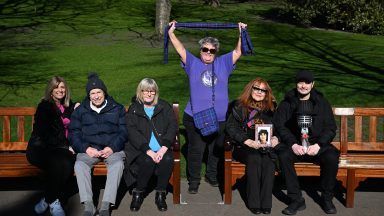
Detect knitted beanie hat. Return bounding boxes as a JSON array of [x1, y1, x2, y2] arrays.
[[86, 72, 107, 96]]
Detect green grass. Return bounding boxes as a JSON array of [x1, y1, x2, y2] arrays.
[[1, 0, 384, 177]]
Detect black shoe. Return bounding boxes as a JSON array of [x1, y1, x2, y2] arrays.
[[204, 176, 219, 187], [250, 208, 261, 214], [282, 198, 306, 215], [261, 208, 271, 214], [155, 191, 168, 211], [130, 190, 144, 211], [322, 199, 337, 214], [188, 183, 199, 194]]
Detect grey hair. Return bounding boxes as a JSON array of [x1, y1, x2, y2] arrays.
[[136, 78, 159, 105], [198, 37, 220, 50], [44, 76, 71, 107]]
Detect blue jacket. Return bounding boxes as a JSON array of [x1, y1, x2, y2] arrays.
[[69, 96, 127, 153]]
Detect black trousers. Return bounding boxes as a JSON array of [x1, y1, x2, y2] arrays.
[[278, 144, 339, 201], [183, 112, 225, 184], [28, 147, 75, 203], [246, 149, 275, 209], [135, 150, 174, 191], [232, 145, 276, 208]]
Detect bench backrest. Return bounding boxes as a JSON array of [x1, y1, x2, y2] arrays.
[[0, 107, 35, 151], [0, 104, 180, 152], [333, 108, 384, 155]]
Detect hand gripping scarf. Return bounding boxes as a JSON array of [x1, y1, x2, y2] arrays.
[[163, 22, 254, 64]]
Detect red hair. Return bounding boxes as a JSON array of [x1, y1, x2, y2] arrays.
[[238, 77, 276, 113]]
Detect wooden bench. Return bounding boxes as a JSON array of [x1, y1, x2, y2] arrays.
[[0, 104, 181, 204], [224, 107, 384, 208]]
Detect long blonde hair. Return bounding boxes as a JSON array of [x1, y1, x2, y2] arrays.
[[44, 76, 71, 107]]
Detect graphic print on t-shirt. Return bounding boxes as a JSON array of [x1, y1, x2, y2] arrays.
[[201, 69, 217, 87]]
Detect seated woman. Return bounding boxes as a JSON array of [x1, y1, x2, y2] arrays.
[[124, 78, 178, 212], [226, 77, 279, 215], [26, 76, 78, 216]]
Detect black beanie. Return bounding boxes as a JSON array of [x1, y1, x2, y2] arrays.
[[296, 70, 314, 83], [86, 73, 107, 96]]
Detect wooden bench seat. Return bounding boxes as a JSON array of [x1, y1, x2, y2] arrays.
[[0, 104, 181, 204], [224, 107, 384, 208]]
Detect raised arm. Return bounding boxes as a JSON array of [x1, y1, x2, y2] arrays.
[[168, 21, 187, 64], [232, 22, 247, 64]]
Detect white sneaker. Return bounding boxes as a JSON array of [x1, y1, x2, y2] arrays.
[[49, 199, 66, 216], [34, 197, 48, 214]]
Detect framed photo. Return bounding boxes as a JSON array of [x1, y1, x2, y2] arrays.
[[255, 124, 273, 147]]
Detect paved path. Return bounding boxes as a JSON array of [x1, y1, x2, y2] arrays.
[[0, 177, 383, 216]]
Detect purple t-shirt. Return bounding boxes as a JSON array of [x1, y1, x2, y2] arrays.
[[182, 50, 235, 121]]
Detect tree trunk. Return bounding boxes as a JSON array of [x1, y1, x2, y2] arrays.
[[155, 0, 171, 40], [205, 0, 220, 7]]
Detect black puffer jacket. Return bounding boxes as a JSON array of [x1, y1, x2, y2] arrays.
[[123, 98, 178, 187], [272, 88, 336, 150], [33, 99, 75, 149]]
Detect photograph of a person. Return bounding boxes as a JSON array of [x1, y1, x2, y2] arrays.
[[255, 124, 273, 147]]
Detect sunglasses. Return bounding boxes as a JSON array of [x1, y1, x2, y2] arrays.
[[201, 47, 217, 54], [252, 86, 267, 93]]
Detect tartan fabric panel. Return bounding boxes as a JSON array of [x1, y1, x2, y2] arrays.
[[193, 107, 219, 136], [163, 22, 254, 64]]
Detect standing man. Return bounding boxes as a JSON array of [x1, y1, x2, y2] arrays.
[[273, 70, 339, 215], [69, 73, 127, 216]]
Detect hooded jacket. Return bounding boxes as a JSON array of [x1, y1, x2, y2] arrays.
[[272, 88, 336, 150], [69, 96, 127, 153]]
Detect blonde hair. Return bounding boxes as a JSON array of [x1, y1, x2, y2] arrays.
[[43, 76, 71, 107], [135, 78, 159, 105]]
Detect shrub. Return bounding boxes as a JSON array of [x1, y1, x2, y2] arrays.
[[276, 0, 384, 35]]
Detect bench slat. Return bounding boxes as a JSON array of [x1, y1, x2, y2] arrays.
[[2, 116, 11, 142], [17, 116, 25, 142]]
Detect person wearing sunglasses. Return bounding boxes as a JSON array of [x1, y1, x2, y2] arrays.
[[273, 70, 338, 215], [226, 77, 279, 214], [167, 20, 247, 194]]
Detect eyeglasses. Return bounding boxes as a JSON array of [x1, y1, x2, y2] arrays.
[[252, 86, 267, 94], [201, 47, 217, 54], [142, 90, 156, 95]]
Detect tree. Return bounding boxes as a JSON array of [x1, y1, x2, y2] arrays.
[[205, 0, 220, 7], [155, 0, 171, 40]]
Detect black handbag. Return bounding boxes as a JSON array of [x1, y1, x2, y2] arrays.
[[26, 132, 45, 166], [27, 132, 45, 148]]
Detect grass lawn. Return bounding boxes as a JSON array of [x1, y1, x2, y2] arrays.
[[1, 0, 384, 177]]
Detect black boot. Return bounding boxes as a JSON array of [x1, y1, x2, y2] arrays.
[[130, 190, 144, 212], [155, 191, 167, 211], [321, 192, 337, 214]]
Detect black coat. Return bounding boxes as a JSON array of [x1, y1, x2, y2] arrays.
[[123, 99, 177, 187], [272, 88, 336, 151], [226, 100, 275, 145], [33, 99, 75, 149]]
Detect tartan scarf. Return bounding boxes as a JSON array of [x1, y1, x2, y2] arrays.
[[163, 22, 254, 64]]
